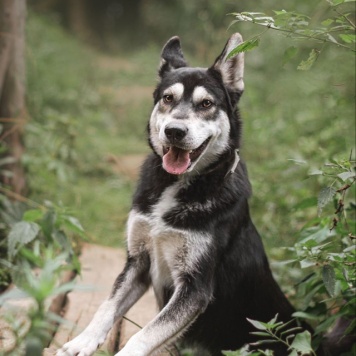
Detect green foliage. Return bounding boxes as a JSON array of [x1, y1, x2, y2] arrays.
[[247, 314, 315, 356], [2, 4, 351, 354], [0, 251, 78, 355], [222, 315, 314, 355], [289, 157, 355, 336], [229, 0, 355, 69], [227, 1, 355, 354], [0, 193, 84, 354]]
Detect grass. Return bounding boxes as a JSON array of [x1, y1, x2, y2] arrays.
[[25, 13, 355, 255]]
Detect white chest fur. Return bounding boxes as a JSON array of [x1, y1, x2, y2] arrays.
[[127, 184, 185, 298], [127, 183, 211, 308]]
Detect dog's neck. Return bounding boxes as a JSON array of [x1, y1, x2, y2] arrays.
[[224, 149, 240, 178]]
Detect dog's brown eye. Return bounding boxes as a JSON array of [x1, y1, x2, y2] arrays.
[[163, 95, 173, 103], [201, 99, 213, 108]]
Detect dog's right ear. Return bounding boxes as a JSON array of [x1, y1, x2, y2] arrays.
[[158, 36, 187, 77]]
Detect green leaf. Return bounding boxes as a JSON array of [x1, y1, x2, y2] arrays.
[[292, 311, 320, 321], [288, 158, 307, 165], [290, 330, 313, 354], [23, 209, 44, 222], [344, 318, 356, 335], [339, 34, 356, 44], [300, 258, 316, 268], [321, 19, 334, 26], [250, 339, 279, 346], [317, 186, 336, 216], [283, 46, 298, 65], [8, 221, 41, 258], [250, 331, 271, 337], [62, 215, 85, 235], [246, 318, 268, 330], [297, 49, 319, 71], [52, 229, 72, 252], [315, 314, 339, 334], [337, 171, 355, 181], [227, 38, 260, 59], [308, 169, 323, 176], [322, 264, 336, 297]]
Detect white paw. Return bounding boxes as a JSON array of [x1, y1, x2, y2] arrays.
[[115, 335, 148, 356], [56, 333, 102, 356]]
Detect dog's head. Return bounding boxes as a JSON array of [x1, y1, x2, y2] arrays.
[[149, 33, 244, 176]]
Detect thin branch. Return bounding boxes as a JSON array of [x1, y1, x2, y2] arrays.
[[234, 15, 356, 52], [334, 8, 356, 30]]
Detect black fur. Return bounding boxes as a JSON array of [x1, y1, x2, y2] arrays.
[[132, 38, 325, 355]]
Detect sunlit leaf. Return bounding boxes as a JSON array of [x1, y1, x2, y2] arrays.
[[322, 18, 334, 26], [339, 34, 356, 44], [23, 209, 44, 222], [227, 38, 260, 59], [327, 33, 339, 44]]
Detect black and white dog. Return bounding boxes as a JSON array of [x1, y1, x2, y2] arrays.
[[58, 34, 321, 356]]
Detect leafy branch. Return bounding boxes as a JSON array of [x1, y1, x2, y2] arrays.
[[249, 316, 316, 356], [228, 0, 356, 69]]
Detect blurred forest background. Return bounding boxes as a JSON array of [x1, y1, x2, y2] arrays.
[[0, 0, 355, 353], [15, 0, 354, 247]]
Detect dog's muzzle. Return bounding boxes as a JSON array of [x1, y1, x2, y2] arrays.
[[162, 122, 211, 175]]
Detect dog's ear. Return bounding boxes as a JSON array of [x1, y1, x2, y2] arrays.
[[210, 33, 244, 95], [159, 36, 187, 77]]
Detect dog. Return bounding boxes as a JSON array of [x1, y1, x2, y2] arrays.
[[57, 33, 323, 356]]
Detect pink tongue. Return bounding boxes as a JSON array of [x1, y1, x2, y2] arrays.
[[163, 147, 191, 175]]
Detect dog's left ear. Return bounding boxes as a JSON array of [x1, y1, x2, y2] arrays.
[[210, 33, 244, 95], [159, 36, 187, 77]]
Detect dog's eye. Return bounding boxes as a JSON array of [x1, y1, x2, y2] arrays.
[[201, 99, 213, 108], [163, 95, 173, 104]]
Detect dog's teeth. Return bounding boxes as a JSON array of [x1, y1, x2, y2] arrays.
[[189, 150, 193, 153]]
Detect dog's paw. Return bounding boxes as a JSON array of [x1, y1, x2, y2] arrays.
[[56, 333, 101, 356]]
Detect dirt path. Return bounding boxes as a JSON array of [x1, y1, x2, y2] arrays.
[[44, 243, 158, 355]]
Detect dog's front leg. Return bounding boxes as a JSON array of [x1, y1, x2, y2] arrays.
[[57, 253, 150, 356], [116, 277, 211, 356]]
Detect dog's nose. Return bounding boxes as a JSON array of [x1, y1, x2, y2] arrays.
[[164, 126, 188, 142]]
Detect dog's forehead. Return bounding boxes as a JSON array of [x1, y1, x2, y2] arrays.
[[158, 67, 223, 98]]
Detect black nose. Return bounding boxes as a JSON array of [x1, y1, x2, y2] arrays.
[[164, 126, 188, 142]]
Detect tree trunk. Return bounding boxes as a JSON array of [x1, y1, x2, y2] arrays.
[[66, 0, 91, 42], [0, 0, 27, 196]]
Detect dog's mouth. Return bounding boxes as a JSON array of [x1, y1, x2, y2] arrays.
[[162, 137, 211, 175]]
